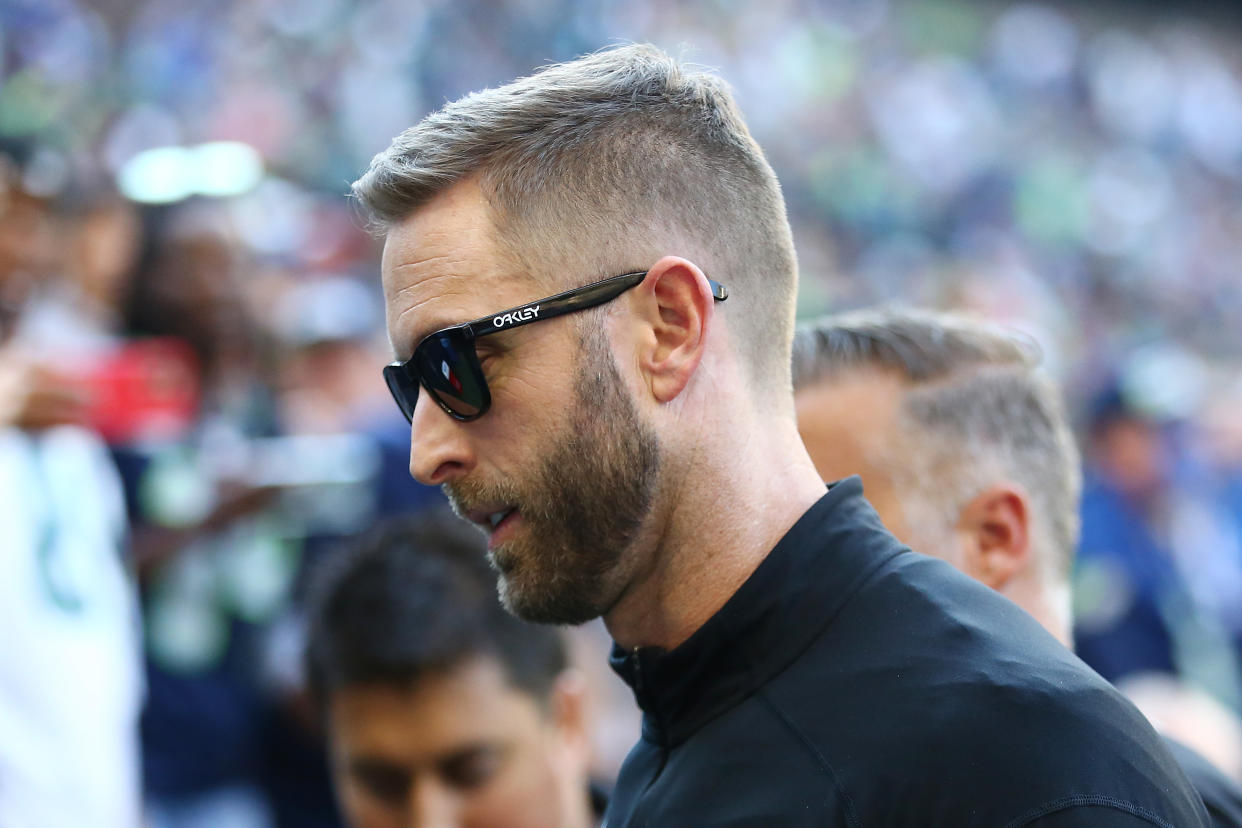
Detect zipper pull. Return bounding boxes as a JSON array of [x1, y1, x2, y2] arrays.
[[631, 646, 646, 697]]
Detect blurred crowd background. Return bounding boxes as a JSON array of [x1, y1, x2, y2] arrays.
[[3, 0, 1242, 825]]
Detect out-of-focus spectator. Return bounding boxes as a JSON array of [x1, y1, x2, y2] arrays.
[[304, 513, 600, 828], [0, 139, 144, 828], [791, 309, 1242, 815], [18, 189, 140, 354], [113, 199, 290, 828], [1075, 374, 1242, 720]]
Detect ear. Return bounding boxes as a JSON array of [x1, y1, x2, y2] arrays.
[[548, 668, 591, 766], [955, 484, 1031, 590], [630, 256, 715, 404]]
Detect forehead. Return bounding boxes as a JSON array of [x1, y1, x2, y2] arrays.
[[795, 368, 907, 475], [381, 181, 530, 356], [795, 368, 917, 542], [329, 657, 544, 760]]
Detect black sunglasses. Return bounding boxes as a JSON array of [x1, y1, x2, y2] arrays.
[[384, 270, 729, 422]]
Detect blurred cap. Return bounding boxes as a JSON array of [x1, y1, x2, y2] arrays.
[[1088, 343, 1208, 430], [0, 138, 72, 200]]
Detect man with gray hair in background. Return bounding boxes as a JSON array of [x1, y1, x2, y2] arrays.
[[353, 43, 1208, 825], [793, 307, 1242, 826]]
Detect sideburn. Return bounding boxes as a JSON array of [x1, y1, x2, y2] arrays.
[[505, 325, 663, 625]]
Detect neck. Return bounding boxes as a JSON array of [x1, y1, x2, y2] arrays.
[[603, 410, 826, 651], [1001, 576, 1072, 648], [566, 783, 595, 828]]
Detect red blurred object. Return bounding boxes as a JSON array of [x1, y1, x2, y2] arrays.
[[83, 338, 200, 444]]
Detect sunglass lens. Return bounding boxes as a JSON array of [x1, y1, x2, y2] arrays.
[[383, 363, 419, 422], [416, 332, 487, 419]]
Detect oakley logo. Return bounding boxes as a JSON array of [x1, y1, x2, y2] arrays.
[[493, 305, 539, 328]]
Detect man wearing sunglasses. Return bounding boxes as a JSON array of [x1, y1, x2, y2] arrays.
[[352, 44, 1208, 827]]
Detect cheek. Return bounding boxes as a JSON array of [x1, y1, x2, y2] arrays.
[[485, 376, 578, 457], [898, 504, 964, 568], [461, 747, 564, 828], [494, 323, 587, 408], [949, 526, 981, 574], [491, 358, 569, 423], [862, 481, 911, 542]]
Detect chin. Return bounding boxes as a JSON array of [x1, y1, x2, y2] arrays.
[[497, 569, 611, 627]]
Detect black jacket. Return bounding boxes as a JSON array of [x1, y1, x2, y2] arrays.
[[605, 478, 1209, 827], [1164, 738, 1242, 827]]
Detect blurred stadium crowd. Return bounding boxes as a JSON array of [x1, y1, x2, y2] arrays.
[[2, 0, 1242, 825]]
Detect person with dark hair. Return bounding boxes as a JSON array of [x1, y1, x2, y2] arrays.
[[353, 43, 1209, 826], [793, 307, 1242, 826], [305, 512, 597, 828]]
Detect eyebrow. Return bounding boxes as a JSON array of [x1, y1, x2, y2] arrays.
[[387, 265, 484, 355], [391, 281, 541, 359], [435, 741, 501, 763], [347, 741, 499, 775], [392, 307, 455, 361], [349, 755, 410, 775], [347, 756, 412, 798]]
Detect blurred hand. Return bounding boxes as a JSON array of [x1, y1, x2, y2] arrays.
[[0, 347, 90, 431], [202, 480, 283, 531], [133, 481, 285, 578]]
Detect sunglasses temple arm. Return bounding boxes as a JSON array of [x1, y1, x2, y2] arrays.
[[467, 274, 647, 339], [467, 272, 724, 341]]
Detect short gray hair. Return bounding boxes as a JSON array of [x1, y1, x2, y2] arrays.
[[353, 44, 799, 395], [792, 308, 1082, 587]]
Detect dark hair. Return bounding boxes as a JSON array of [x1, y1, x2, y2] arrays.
[[304, 510, 568, 705]]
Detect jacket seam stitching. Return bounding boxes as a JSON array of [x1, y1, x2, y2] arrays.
[[757, 688, 862, 828], [1001, 795, 1173, 828]]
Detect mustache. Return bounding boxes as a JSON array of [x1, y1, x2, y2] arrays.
[[444, 476, 527, 519]]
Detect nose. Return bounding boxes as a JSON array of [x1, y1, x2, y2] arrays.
[[406, 778, 457, 828], [408, 390, 476, 486]]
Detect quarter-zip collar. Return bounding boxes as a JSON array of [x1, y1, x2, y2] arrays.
[[609, 476, 904, 748]]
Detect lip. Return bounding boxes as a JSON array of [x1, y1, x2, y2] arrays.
[[463, 505, 520, 548], [486, 509, 520, 549]]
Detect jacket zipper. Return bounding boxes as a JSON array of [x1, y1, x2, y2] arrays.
[[632, 647, 669, 750], [632, 646, 646, 696]]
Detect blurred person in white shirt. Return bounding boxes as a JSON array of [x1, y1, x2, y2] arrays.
[[0, 139, 143, 828]]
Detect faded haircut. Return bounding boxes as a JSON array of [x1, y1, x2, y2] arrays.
[[791, 308, 1082, 588], [353, 43, 799, 395]]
